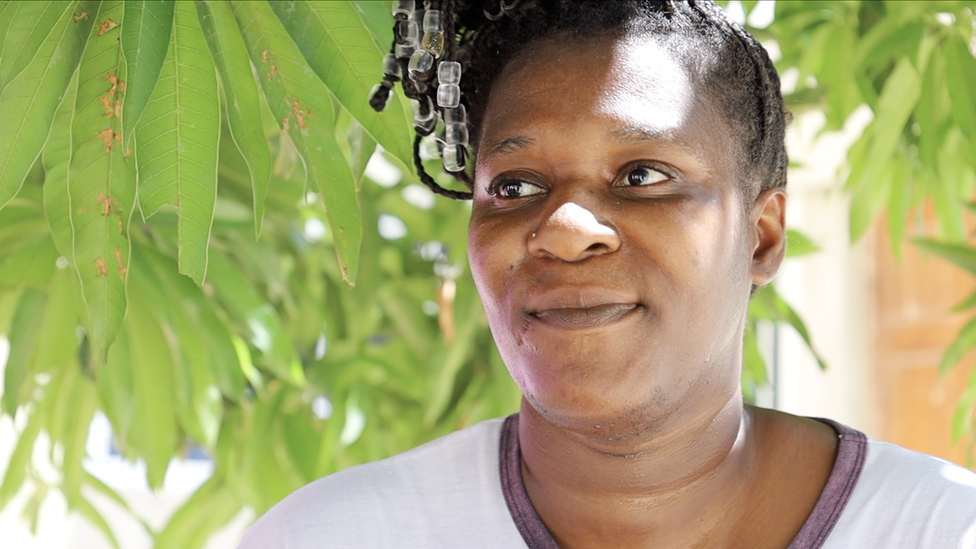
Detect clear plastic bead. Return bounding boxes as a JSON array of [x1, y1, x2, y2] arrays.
[[395, 42, 416, 59], [438, 61, 461, 85], [396, 20, 418, 46], [443, 105, 467, 125], [437, 83, 460, 108], [382, 53, 400, 80], [392, 0, 415, 21], [421, 31, 445, 57], [408, 50, 434, 75], [446, 122, 469, 146], [421, 135, 441, 159], [412, 97, 434, 122], [443, 145, 465, 172], [423, 9, 443, 32]]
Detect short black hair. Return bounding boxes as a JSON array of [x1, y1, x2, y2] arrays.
[[375, 0, 788, 201]]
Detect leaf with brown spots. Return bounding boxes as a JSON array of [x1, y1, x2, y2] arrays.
[[67, 0, 136, 362], [0, 1, 96, 210], [95, 18, 119, 36]]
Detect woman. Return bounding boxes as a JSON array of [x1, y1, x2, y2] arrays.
[[239, 1, 976, 547]]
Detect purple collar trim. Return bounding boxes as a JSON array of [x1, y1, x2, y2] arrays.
[[499, 414, 868, 549]]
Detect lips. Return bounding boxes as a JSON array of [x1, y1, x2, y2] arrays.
[[530, 303, 639, 329]]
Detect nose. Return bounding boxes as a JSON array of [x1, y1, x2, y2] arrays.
[[527, 202, 621, 262]]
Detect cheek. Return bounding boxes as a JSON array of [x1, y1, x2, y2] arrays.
[[467, 211, 521, 307]]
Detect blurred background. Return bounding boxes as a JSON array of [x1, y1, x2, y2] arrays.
[[1, 1, 975, 547]]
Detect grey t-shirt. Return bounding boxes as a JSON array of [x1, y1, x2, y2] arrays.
[[238, 415, 976, 548]]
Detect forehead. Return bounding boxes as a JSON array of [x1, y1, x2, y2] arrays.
[[477, 34, 740, 172]]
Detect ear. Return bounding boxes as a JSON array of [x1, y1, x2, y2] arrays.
[[749, 188, 787, 286]]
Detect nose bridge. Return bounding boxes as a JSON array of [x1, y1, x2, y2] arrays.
[[527, 198, 621, 262]]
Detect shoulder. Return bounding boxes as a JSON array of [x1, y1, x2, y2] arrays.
[[236, 417, 525, 549], [827, 437, 976, 548]]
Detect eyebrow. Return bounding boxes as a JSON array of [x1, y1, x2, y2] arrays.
[[607, 125, 678, 143], [478, 135, 536, 161]]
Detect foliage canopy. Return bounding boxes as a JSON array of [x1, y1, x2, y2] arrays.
[[0, 1, 974, 546]]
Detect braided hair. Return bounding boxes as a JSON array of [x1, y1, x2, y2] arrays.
[[371, 0, 788, 202]]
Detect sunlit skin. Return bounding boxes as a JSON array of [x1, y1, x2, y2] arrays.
[[468, 34, 838, 549]]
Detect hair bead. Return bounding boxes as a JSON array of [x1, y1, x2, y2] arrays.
[[412, 97, 437, 135], [396, 20, 419, 46], [392, 0, 415, 21], [382, 53, 401, 81], [442, 145, 466, 172], [408, 50, 435, 75], [445, 122, 469, 146], [437, 61, 461, 85], [436, 83, 460, 108]]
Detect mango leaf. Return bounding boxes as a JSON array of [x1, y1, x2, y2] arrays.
[[944, 34, 976, 145], [155, 476, 242, 549], [952, 365, 976, 443], [60, 376, 98, 503], [1, 288, 47, 415], [0, 2, 67, 91], [73, 493, 121, 549], [42, 70, 77, 259], [0, 407, 42, 507], [749, 284, 826, 370], [845, 57, 921, 241], [120, 0, 175, 148], [196, 0, 272, 238], [206, 250, 303, 384], [939, 316, 976, 377], [913, 239, 976, 277], [123, 291, 179, 489], [0, 1, 95, 209], [231, 0, 362, 284], [135, 0, 219, 284], [68, 0, 138, 362], [785, 229, 819, 257], [270, 0, 414, 167]]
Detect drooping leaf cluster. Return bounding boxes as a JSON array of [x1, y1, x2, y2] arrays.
[[0, 1, 517, 546], [755, 0, 976, 460], [1, 0, 973, 546]]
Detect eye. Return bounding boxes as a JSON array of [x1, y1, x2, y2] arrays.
[[490, 179, 545, 199], [623, 166, 669, 187]]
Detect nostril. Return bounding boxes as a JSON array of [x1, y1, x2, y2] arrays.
[[586, 242, 606, 252]]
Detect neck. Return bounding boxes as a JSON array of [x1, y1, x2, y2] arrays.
[[518, 393, 758, 548]]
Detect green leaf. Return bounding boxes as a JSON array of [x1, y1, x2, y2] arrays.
[[232, 0, 362, 284], [123, 291, 179, 489], [196, 0, 272, 238], [270, 0, 414, 167], [42, 70, 78, 259], [944, 34, 976, 145], [130, 250, 221, 447], [155, 476, 242, 549], [1, 288, 47, 415], [60, 376, 98, 503], [0, 2, 67, 91], [120, 0, 175, 148], [749, 285, 827, 370], [845, 57, 921, 237], [939, 316, 976, 377], [0, 233, 59, 288], [0, 1, 95, 210], [951, 365, 976, 443], [0, 408, 42, 506], [206, 250, 303, 384], [74, 493, 121, 549], [68, 0, 138, 362], [912, 239, 976, 277], [785, 229, 819, 257], [135, 0, 219, 285]]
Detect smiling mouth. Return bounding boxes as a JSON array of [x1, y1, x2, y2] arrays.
[[528, 303, 640, 330]]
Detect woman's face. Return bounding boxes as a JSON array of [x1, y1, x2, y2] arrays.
[[468, 34, 784, 435]]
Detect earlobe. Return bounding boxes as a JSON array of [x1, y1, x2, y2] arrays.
[[750, 188, 787, 286]]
